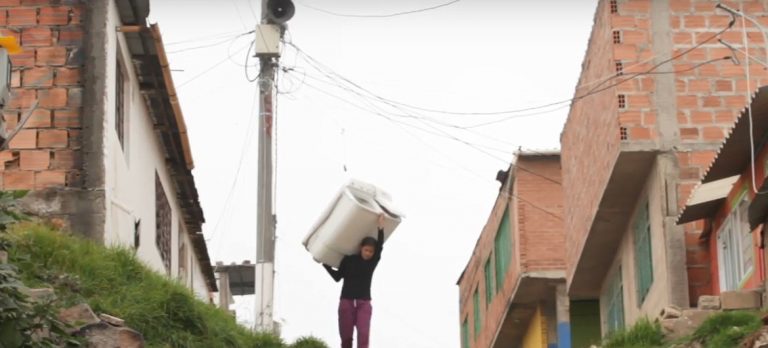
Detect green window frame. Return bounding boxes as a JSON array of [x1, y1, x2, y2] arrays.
[[633, 202, 653, 305], [461, 318, 469, 348], [494, 206, 511, 292], [473, 288, 481, 340], [484, 257, 494, 305], [606, 267, 625, 334]]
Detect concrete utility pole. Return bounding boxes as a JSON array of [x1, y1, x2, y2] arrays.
[[254, 0, 294, 334]]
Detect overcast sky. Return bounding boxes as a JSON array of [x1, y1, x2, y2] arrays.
[[151, 1, 597, 347]]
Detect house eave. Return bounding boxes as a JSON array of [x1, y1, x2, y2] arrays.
[[491, 271, 566, 348], [123, 24, 216, 293], [568, 145, 657, 299]]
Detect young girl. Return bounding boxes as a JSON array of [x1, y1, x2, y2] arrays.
[[323, 214, 386, 348]]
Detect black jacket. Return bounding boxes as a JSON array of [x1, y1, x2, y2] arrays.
[[323, 228, 384, 300]]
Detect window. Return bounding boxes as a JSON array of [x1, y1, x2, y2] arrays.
[[494, 206, 512, 291], [473, 288, 481, 340], [484, 257, 494, 305], [634, 202, 653, 305], [613, 30, 622, 44], [461, 318, 469, 348], [133, 218, 141, 249], [155, 174, 172, 274], [718, 194, 754, 291], [115, 59, 127, 151], [618, 94, 627, 109], [179, 235, 188, 285], [610, 0, 618, 14], [615, 61, 624, 76], [606, 267, 625, 334]]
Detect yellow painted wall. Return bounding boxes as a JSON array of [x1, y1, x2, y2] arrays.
[[522, 306, 547, 348]]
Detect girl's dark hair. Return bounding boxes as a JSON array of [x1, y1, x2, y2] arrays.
[[360, 237, 377, 248]]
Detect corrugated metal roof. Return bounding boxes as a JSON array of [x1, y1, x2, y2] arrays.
[[677, 86, 768, 226], [701, 86, 768, 184]]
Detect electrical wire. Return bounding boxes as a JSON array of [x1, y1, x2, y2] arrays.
[[208, 85, 261, 253], [738, 7, 768, 195], [177, 42, 252, 88], [287, 39, 731, 128], [166, 30, 254, 54], [288, 17, 733, 117], [165, 30, 247, 46], [245, 40, 261, 82], [287, 72, 565, 226], [297, 0, 461, 18], [228, 0, 251, 30], [293, 75, 566, 192], [293, 72, 517, 161]]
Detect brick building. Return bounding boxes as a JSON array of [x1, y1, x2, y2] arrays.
[[562, 0, 768, 336], [1, 0, 216, 299], [457, 152, 600, 348], [679, 86, 768, 300]]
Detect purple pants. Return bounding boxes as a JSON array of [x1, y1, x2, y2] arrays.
[[338, 299, 372, 348]]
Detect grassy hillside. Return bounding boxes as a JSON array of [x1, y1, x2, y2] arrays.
[[3, 222, 326, 348]]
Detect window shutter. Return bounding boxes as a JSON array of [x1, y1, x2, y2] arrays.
[[634, 203, 653, 304], [607, 267, 625, 333], [473, 289, 481, 340], [484, 258, 494, 305]]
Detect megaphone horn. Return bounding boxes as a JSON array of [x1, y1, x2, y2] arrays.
[[266, 0, 295, 24]]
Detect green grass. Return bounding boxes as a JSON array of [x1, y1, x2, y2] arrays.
[[690, 310, 762, 348], [289, 336, 330, 348], [602, 318, 666, 348], [3, 222, 320, 348]]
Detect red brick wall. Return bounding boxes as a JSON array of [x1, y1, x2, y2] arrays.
[[458, 157, 564, 348], [517, 156, 565, 272], [458, 193, 517, 348], [563, 0, 768, 306], [1, 0, 84, 191], [669, 0, 768, 305], [562, 0, 621, 287]]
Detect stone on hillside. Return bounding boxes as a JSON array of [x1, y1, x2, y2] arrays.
[[743, 326, 768, 348], [0, 250, 7, 264], [661, 309, 717, 341], [59, 303, 100, 332], [697, 295, 721, 310], [78, 322, 144, 348], [23, 287, 56, 303], [99, 313, 125, 327], [660, 305, 683, 320], [721, 290, 762, 310]]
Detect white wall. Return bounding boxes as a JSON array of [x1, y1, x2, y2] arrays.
[[102, 0, 211, 301], [600, 159, 670, 334]]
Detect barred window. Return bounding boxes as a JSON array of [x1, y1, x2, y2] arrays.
[[156, 174, 172, 274]]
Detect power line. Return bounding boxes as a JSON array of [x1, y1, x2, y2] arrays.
[[297, 0, 461, 18], [177, 42, 252, 88], [165, 30, 246, 46], [294, 75, 565, 191], [289, 74, 565, 223], [286, 19, 734, 119], [166, 30, 254, 54], [208, 85, 261, 254]]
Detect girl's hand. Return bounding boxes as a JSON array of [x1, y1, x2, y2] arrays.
[[377, 213, 385, 229]]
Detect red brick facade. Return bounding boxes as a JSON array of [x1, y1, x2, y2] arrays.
[[563, 0, 768, 306], [1, 0, 84, 191], [458, 154, 564, 348]]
